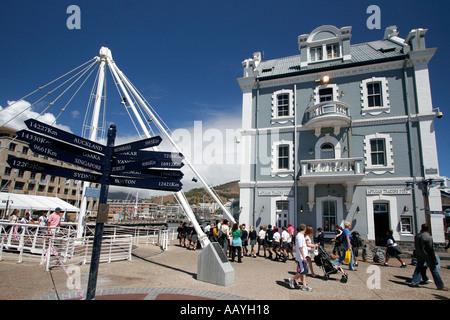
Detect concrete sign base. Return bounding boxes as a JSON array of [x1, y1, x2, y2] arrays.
[[197, 242, 234, 287]]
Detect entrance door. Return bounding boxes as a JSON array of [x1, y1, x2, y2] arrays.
[[373, 202, 389, 246], [276, 200, 289, 229]]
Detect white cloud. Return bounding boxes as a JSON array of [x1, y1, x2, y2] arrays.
[[1, 100, 243, 200], [0, 100, 72, 132]]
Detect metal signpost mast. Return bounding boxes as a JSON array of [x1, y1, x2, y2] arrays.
[[77, 47, 108, 240], [79, 47, 235, 248]]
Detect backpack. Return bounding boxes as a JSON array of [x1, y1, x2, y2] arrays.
[[351, 231, 362, 247]]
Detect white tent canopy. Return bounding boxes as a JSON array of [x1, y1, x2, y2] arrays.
[[0, 193, 80, 212]]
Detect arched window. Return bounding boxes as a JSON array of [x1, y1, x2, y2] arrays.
[[320, 143, 335, 159]]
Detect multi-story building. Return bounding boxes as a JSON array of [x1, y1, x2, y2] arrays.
[[238, 25, 446, 245], [0, 126, 98, 221]]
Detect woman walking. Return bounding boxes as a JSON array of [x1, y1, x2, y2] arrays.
[[230, 223, 242, 263], [384, 230, 407, 267]]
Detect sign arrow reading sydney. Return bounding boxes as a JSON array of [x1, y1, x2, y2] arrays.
[[14, 119, 183, 193], [7, 157, 102, 183], [25, 118, 106, 154]]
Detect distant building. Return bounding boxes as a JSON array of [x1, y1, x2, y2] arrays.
[[238, 25, 446, 244], [0, 126, 97, 221]]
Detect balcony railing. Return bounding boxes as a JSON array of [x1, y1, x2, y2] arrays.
[[300, 158, 364, 177], [304, 101, 351, 136]]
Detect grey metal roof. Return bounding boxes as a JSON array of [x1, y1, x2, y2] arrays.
[[255, 39, 406, 79]]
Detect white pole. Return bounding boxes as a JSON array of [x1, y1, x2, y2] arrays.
[[76, 47, 109, 240], [107, 57, 212, 247], [111, 60, 236, 225]]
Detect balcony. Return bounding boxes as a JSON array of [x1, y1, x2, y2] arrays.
[[300, 157, 365, 183], [299, 157, 365, 211], [303, 101, 351, 136]]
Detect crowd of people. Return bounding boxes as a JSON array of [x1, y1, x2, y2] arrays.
[[4, 208, 63, 238], [176, 219, 448, 292]]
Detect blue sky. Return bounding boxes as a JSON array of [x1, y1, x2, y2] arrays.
[[1, 0, 449, 191]]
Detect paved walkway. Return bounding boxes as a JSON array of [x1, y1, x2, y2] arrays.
[[0, 243, 449, 302]]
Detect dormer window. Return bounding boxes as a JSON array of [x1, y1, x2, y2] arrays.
[[326, 43, 341, 59], [299, 25, 352, 68], [310, 46, 323, 62]]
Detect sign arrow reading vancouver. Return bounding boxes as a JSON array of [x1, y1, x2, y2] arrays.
[[14, 119, 184, 192]]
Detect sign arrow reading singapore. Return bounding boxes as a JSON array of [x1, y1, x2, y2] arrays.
[[7, 157, 102, 183], [15, 119, 183, 193], [24, 118, 106, 154], [16, 130, 104, 172]]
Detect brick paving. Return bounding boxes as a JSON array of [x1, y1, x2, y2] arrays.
[[0, 242, 449, 301]]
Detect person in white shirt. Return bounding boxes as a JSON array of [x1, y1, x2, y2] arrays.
[[280, 226, 291, 262], [38, 212, 48, 234], [289, 224, 313, 292], [272, 227, 281, 260], [257, 226, 266, 257]]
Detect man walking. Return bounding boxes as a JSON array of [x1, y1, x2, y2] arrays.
[[289, 224, 313, 292], [47, 207, 62, 235], [411, 224, 448, 291]]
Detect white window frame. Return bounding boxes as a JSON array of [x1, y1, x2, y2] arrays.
[[400, 215, 413, 235], [270, 195, 294, 227], [271, 140, 294, 177], [366, 195, 399, 241], [271, 89, 294, 124], [363, 133, 394, 174], [316, 196, 344, 236], [360, 77, 390, 115], [314, 135, 342, 159], [313, 84, 339, 105], [308, 43, 342, 64]]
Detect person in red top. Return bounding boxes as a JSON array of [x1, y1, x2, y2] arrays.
[[47, 207, 62, 235]]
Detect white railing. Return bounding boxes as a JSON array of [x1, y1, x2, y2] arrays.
[[301, 158, 364, 176], [81, 234, 133, 265], [305, 101, 350, 121], [0, 221, 170, 268], [0, 221, 77, 264]]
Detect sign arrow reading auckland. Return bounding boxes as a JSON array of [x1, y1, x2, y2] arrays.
[[24, 118, 106, 154], [14, 119, 184, 193]]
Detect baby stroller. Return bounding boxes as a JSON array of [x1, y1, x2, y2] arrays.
[[314, 246, 348, 283]]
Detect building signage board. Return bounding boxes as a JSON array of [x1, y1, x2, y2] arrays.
[[258, 190, 294, 196], [366, 188, 411, 195]]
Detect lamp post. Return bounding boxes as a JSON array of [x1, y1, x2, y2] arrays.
[[405, 178, 446, 236]]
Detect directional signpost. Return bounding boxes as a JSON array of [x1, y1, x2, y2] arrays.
[[13, 118, 184, 299]]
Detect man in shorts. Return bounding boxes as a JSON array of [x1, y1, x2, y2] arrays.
[[47, 207, 62, 235], [289, 224, 313, 292]]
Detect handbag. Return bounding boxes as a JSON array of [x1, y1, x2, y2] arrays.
[[344, 249, 352, 264]]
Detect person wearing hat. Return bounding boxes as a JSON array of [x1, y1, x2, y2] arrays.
[[47, 207, 62, 235]]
